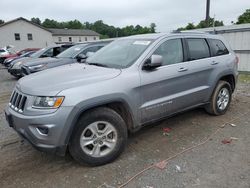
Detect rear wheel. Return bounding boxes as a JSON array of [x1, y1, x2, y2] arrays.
[[205, 81, 232, 115], [69, 107, 127, 166]]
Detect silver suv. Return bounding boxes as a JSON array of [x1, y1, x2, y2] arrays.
[[5, 32, 238, 166]]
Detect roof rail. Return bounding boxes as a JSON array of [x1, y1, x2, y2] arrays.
[[171, 30, 207, 34]]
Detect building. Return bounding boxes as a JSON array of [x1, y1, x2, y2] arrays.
[[49, 28, 99, 43], [195, 24, 250, 72], [0, 17, 100, 51]]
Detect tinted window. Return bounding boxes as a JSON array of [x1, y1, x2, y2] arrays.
[[42, 48, 53, 57], [53, 47, 61, 56], [209, 39, 229, 56], [186, 38, 210, 60], [153, 39, 183, 65]]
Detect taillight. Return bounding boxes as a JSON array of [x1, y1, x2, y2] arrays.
[[236, 56, 239, 64]]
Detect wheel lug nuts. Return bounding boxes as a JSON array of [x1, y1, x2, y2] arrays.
[[99, 141, 103, 145], [93, 141, 97, 144], [102, 136, 106, 139]]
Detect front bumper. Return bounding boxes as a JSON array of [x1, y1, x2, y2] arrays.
[[4, 105, 74, 156], [8, 68, 22, 77]]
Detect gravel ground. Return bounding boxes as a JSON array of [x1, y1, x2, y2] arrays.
[[0, 65, 249, 188]]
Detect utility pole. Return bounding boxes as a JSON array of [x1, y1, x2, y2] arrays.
[[206, 0, 210, 27]]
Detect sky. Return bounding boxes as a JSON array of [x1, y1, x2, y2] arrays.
[[1, 0, 250, 32]]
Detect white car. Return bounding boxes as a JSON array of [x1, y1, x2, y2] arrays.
[[0, 48, 10, 57]]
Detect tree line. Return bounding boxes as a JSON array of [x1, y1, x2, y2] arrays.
[[178, 8, 250, 30], [31, 18, 156, 38]]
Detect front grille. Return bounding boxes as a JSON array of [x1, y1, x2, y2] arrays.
[[9, 90, 27, 113]]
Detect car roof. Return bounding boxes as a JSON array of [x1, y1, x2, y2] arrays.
[[119, 31, 219, 41]]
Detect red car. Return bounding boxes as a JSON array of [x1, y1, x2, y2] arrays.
[[0, 48, 40, 64]]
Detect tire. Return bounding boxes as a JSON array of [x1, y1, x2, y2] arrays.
[[69, 107, 127, 166], [205, 80, 232, 115]]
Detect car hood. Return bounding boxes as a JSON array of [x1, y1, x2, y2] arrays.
[[17, 63, 121, 96], [12, 57, 32, 64], [23, 57, 65, 67]]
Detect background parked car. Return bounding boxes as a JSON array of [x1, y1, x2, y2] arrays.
[[0, 48, 10, 57], [8, 44, 74, 78], [3, 50, 39, 67], [0, 48, 40, 64], [20, 40, 112, 76]]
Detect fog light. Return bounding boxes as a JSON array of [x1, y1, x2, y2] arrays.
[[37, 127, 49, 135]]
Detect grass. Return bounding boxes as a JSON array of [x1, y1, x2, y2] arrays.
[[239, 73, 250, 83]]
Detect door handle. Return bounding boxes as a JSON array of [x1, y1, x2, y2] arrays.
[[178, 67, 188, 72], [211, 61, 219, 65]]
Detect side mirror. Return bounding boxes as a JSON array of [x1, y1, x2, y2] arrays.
[[143, 55, 163, 70], [76, 54, 87, 62]]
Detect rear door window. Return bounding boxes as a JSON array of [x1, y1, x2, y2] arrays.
[[186, 38, 210, 60], [208, 39, 229, 56]]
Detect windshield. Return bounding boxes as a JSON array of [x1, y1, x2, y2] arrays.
[[86, 39, 152, 68], [30, 47, 51, 58], [57, 44, 87, 58]]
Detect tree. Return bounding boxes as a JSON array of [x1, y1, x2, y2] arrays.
[[196, 18, 224, 28], [178, 18, 224, 31], [0, 19, 4, 25], [64, 20, 83, 29], [186, 23, 196, 30], [31, 17, 41, 25], [42, 19, 61, 28], [150, 23, 156, 33], [237, 9, 250, 24]]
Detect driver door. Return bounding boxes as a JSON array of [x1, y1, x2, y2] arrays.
[[139, 38, 192, 124]]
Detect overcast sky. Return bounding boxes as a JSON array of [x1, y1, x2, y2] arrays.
[[1, 0, 249, 32]]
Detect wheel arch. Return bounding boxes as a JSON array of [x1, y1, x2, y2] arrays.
[[63, 99, 136, 147], [219, 74, 236, 92]]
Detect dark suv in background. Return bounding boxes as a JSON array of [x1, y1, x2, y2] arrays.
[[20, 40, 112, 76]]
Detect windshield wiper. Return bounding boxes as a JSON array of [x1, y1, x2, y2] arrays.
[[87, 62, 109, 68]]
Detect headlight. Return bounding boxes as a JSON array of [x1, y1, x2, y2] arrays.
[[33, 96, 64, 109], [13, 61, 22, 68], [28, 64, 46, 70]]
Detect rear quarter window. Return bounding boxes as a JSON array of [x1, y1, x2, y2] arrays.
[[208, 39, 229, 56], [186, 38, 210, 60]]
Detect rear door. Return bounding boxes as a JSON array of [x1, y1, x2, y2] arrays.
[[183, 37, 218, 103]]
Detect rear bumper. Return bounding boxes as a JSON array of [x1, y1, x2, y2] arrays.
[[4, 106, 74, 156]]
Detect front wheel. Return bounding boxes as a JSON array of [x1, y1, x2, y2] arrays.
[[205, 80, 232, 115], [69, 107, 127, 166]]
